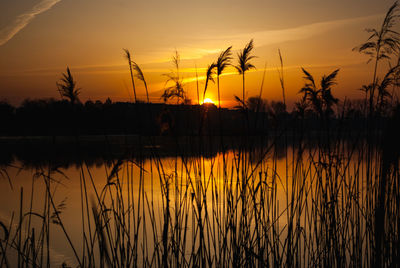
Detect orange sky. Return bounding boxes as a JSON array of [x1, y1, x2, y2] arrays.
[[0, 0, 398, 108]]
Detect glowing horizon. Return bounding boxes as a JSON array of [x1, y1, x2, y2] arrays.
[[0, 0, 396, 108]]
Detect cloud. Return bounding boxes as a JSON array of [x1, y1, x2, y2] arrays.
[[174, 14, 382, 60], [223, 14, 381, 47], [0, 0, 62, 46]]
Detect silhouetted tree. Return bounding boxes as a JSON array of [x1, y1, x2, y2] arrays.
[[235, 39, 256, 109], [0, 100, 14, 135], [57, 67, 80, 104], [104, 97, 112, 106]]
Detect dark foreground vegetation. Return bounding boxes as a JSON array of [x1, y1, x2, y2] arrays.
[[1, 2, 400, 267]]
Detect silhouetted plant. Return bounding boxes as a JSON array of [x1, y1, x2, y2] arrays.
[[132, 62, 150, 103], [293, 96, 308, 118], [299, 69, 321, 115], [278, 49, 286, 109], [269, 100, 286, 118], [247, 96, 267, 113], [56, 67, 81, 105], [216, 46, 232, 108], [203, 63, 216, 103], [123, 49, 137, 103], [234, 95, 268, 113], [353, 1, 400, 114], [195, 65, 200, 104], [235, 39, 256, 109], [162, 50, 185, 104], [376, 65, 400, 113], [360, 84, 373, 99], [233, 95, 246, 111], [299, 68, 339, 118], [320, 69, 340, 115]]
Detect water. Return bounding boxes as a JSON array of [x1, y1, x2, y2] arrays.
[[0, 135, 394, 267]]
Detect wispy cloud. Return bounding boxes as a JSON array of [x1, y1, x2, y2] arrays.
[[214, 14, 380, 46], [0, 0, 62, 46], [175, 14, 382, 60]]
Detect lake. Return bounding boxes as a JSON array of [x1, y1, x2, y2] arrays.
[[0, 134, 395, 267]]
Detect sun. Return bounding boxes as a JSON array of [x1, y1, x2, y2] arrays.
[[203, 98, 214, 104]]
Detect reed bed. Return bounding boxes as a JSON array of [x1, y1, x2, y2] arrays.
[[0, 112, 399, 268], [2, 3, 400, 262]]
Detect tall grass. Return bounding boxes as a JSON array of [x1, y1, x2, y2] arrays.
[[123, 49, 137, 103], [1, 115, 399, 267], [1, 3, 400, 265], [235, 39, 256, 109], [353, 1, 400, 116]]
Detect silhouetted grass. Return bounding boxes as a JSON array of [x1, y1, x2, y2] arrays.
[[1, 3, 400, 266], [1, 108, 399, 267]]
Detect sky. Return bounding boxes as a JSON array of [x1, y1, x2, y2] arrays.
[[0, 0, 398, 108]]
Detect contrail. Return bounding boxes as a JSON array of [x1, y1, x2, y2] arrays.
[[0, 0, 62, 46]]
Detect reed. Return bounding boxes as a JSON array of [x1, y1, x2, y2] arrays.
[[1, 4, 400, 266], [1, 109, 399, 267], [123, 49, 137, 103]]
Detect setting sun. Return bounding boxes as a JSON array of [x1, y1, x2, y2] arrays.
[[203, 98, 214, 104]]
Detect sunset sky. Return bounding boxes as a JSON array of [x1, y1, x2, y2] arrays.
[[0, 0, 397, 108]]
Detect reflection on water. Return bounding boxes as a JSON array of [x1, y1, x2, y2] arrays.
[[0, 135, 294, 168], [0, 135, 395, 267]]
